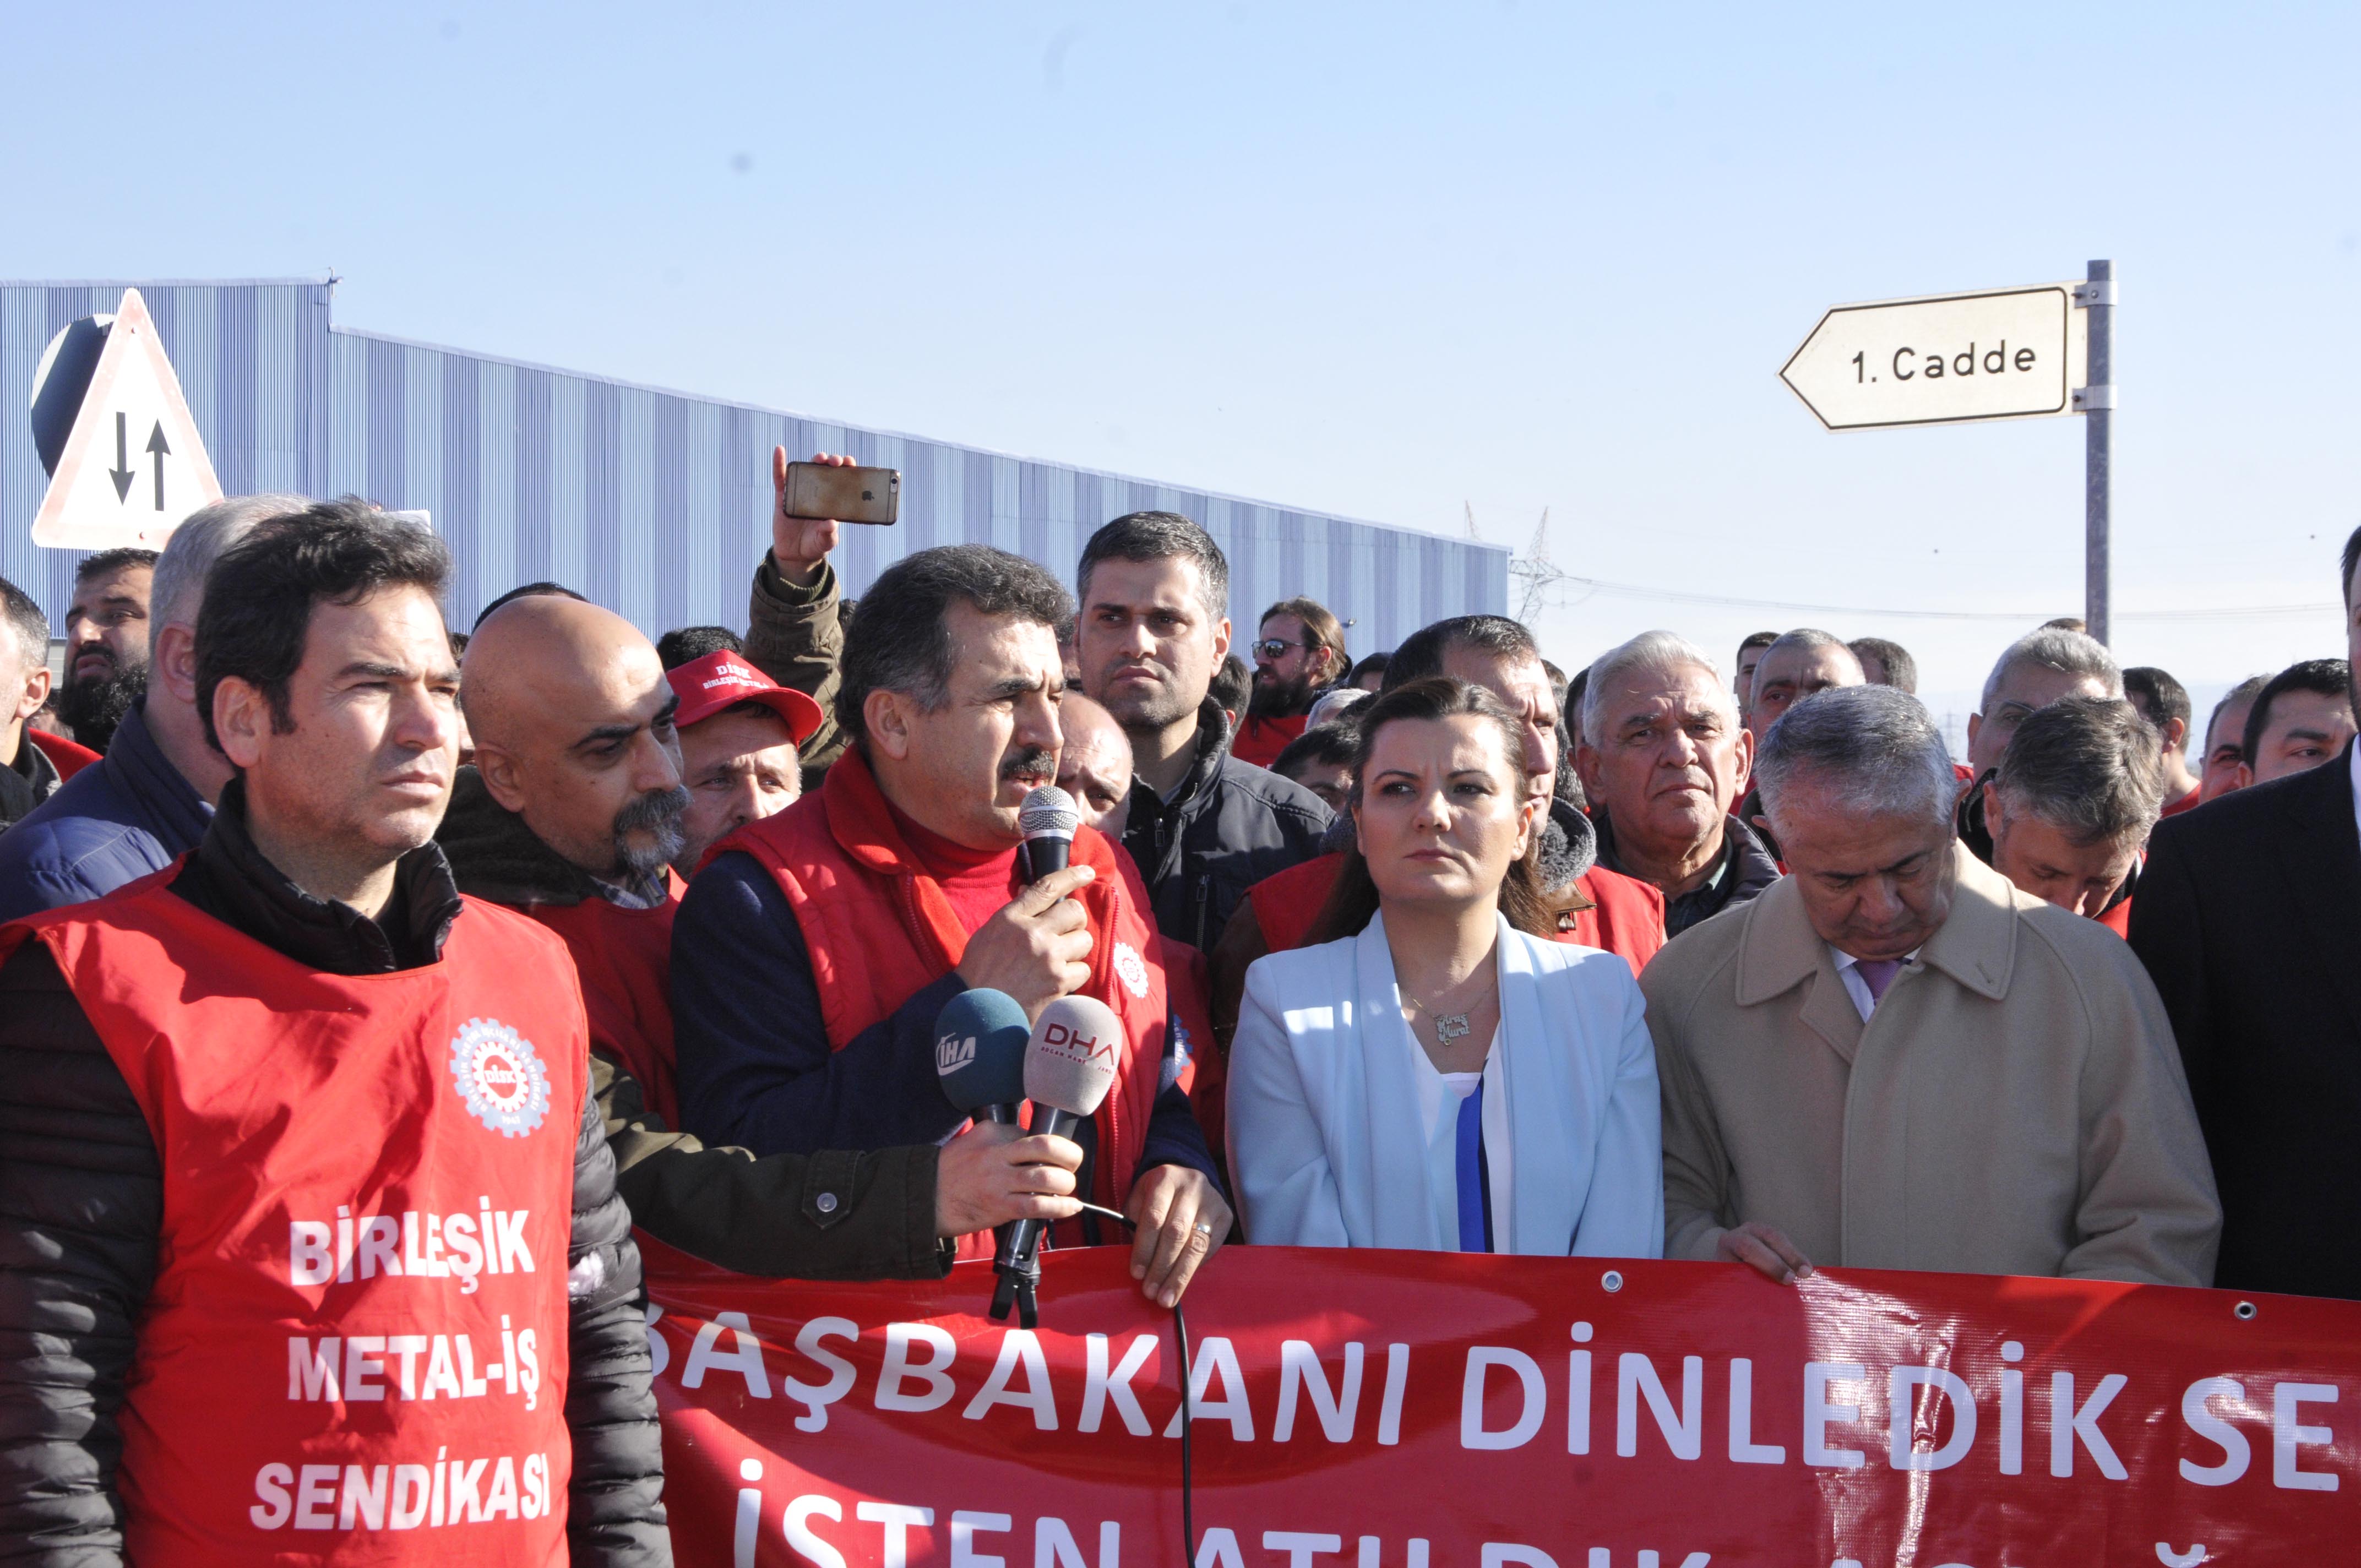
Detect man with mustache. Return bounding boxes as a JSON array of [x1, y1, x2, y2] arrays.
[[674, 544, 1229, 1309], [55, 547, 159, 754]]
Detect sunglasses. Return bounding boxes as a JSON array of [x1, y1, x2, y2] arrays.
[[1252, 639, 1315, 660]]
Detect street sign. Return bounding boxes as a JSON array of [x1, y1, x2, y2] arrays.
[[1779, 282, 2090, 431], [29, 287, 223, 550]]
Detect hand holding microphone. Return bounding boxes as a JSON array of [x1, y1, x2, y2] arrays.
[[933, 988, 1084, 1240], [992, 993, 1124, 1327]]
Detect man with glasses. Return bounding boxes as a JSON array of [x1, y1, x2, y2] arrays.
[[1234, 597, 1349, 768]]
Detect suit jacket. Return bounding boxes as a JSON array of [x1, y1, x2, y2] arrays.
[[2130, 741, 2361, 1298], [1227, 910, 1663, 1256], [1645, 845, 2218, 1283]]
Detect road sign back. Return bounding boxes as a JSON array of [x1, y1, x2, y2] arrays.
[[29, 287, 224, 549], [1780, 282, 2090, 431]]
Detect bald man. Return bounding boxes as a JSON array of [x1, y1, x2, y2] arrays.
[[439, 589, 1086, 1280], [1057, 691, 1135, 837]]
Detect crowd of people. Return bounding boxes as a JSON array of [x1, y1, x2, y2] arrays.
[[1, 447, 2355, 1561]]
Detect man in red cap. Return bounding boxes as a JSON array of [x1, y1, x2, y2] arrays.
[[666, 648, 823, 874]]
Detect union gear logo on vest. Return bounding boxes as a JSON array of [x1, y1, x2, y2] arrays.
[[449, 1019, 553, 1137], [1113, 939, 1150, 998]]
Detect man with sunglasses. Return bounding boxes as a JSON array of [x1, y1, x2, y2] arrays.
[[1234, 597, 1349, 768]]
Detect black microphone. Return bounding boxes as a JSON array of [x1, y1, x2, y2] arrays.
[[1019, 785, 1079, 884], [991, 994, 1122, 1327], [933, 989, 1031, 1125]]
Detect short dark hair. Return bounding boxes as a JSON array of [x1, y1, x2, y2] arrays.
[[656, 624, 744, 669], [195, 499, 453, 755], [1737, 630, 1780, 658], [472, 580, 586, 630], [1849, 636, 1918, 694], [2121, 666, 2191, 736], [2243, 658, 2353, 767], [2341, 522, 2361, 607], [1384, 615, 1537, 689], [1209, 652, 1251, 717], [1348, 651, 1390, 686], [75, 546, 159, 583], [2042, 616, 2088, 634], [1307, 677, 1553, 943], [836, 544, 1072, 752], [1077, 511, 1228, 621], [2204, 673, 2270, 757], [1260, 597, 1348, 678], [1994, 695, 2166, 848], [0, 574, 48, 676], [1271, 719, 1358, 780]]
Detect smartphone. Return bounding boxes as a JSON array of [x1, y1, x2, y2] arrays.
[[784, 462, 900, 525]]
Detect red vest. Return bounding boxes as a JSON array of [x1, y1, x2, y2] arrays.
[[2159, 786, 2200, 819], [0, 879, 581, 1565], [1245, 852, 1666, 976], [519, 873, 681, 1124], [1231, 713, 1308, 769], [716, 751, 1168, 1241]]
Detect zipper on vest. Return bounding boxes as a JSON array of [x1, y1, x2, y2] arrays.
[[1191, 873, 1213, 949]]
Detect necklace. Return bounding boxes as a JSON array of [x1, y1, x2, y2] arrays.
[[1403, 971, 1498, 1048]]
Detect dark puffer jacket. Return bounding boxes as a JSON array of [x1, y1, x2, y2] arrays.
[[1122, 697, 1333, 951], [0, 787, 668, 1565]]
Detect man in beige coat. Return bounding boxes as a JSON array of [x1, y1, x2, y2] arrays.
[[1644, 684, 2219, 1286]]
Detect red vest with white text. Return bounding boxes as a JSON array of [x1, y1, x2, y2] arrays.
[[717, 750, 1168, 1250], [0, 878, 583, 1565]]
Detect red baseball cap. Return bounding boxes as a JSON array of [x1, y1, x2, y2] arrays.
[[667, 651, 824, 744]]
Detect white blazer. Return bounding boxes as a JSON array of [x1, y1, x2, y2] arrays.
[[1227, 910, 1664, 1256]]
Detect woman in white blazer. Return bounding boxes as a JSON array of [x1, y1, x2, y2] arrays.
[[1227, 677, 1663, 1256]]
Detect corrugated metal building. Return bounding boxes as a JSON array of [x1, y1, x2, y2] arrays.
[[3, 278, 1506, 647]]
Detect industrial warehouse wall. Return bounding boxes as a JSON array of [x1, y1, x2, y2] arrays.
[[5, 280, 1506, 649]]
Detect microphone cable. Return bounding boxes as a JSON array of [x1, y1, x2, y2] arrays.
[[1073, 1202, 1197, 1568]]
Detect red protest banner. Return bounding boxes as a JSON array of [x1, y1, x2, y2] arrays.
[[641, 1235, 2359, 1568]]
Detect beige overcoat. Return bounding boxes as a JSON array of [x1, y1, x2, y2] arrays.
[[1642, 846, 2219, 1284]]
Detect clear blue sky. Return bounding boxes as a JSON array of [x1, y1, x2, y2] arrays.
[[7, 2, 2357, 729]]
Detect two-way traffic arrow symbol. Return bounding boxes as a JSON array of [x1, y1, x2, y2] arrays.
[[109, 412, 134, 502], [146, 422, 170, 511]]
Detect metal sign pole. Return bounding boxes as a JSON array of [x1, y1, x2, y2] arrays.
[[2081, 259, 2114, 644]]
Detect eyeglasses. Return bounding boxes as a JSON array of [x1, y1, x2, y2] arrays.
[[1252, 638, 1315, 660]]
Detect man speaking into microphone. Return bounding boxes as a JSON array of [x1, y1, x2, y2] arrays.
[[674, 545, 1228, 1308]]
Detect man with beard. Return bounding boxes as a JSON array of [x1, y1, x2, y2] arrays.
[[674, 544, 1228, 1308], [1233, 596, 1348, 767], [442, 591, 1084, 1279], [56, 547, 158, 753], [1077, 513, 1330, 952], [438, 594, 697, 1118]]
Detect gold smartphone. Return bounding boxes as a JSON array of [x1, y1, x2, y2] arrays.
[[783, 462, 900, 524]]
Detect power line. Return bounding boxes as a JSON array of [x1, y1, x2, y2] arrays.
[[1552, 574, 2337, 624]]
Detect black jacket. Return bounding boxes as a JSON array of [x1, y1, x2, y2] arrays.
[[1592, 809, 1779, 939], [435, 769, 956, 1283], [0, 785, 669, 1563], [1122, 697, 1332, 951], [2128, 742, 2361, 1300], [0, 732, 61, 831]]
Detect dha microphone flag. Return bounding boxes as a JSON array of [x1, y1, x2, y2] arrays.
[[993, 993, 1125, 1325], [1021, 993, 1122, 1137], [934, 990, 1031, 1125], [1019, 785, 1079, 883]]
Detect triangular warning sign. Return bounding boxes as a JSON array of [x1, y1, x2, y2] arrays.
[[30, 288, 224, 551]]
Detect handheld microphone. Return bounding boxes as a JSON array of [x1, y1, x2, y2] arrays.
[[933, 989, 1031, 1125], [1018, 785, 1079, 884], [991, 994, 1123, 1327]]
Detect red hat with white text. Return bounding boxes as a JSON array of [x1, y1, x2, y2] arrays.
[[666, 651, 824, 742]]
